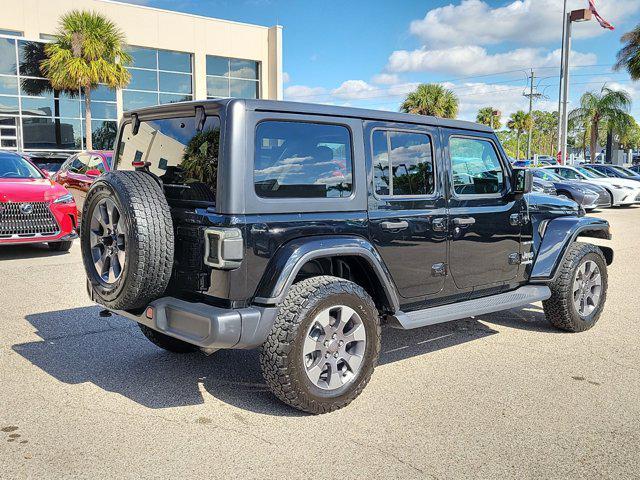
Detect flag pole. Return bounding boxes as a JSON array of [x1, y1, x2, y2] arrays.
[[556, 0, 568, 163]]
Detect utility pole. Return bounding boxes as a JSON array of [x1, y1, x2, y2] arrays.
[[556, 0, 568, 161], [525, 69, 535, 159]]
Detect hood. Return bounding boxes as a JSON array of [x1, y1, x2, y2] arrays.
[[526, 191, 580, 215], [585, 177, 640, 189], [0, 178, 69, 203]]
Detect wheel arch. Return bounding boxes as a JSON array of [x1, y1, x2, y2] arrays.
[[253, 235, 399, 314], [530, 216, 612, 282]]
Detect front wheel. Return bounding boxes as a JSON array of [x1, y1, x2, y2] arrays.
[[543, 242, 608, 332], [260, 276, 381, 414]]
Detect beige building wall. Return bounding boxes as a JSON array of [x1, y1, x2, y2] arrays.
[[0, 0, 283, 107]]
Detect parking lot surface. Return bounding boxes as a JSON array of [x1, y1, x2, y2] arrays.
[[1, 207, 639, 479]]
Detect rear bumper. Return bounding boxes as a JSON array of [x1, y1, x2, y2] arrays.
[[112, 296, 279, 351]]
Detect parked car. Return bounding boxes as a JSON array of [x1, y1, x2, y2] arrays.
[[536, 155, 557, 165], [585, 163, 640, 182], [80, 99, 613, 414], [532, 177, 557, 195], [628, 164, 640, 174], [531, 168, 611, 210], [25, 151, 73, 178], [54, 151, 112, 214], [0, 150, 78, 251], [543, 165, 640, 207]]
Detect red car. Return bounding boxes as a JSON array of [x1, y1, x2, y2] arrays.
[[54, 151, 113, 214], [0, 150, 78, 251]]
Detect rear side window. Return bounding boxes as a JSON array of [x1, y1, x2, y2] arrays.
[[116, 116, 220, 205], [372, 130, 434, 196], [254, 121, 353, 199], [449, 137, 505, 196]]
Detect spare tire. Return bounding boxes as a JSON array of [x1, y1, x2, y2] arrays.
[[81, 171, 174, 310]]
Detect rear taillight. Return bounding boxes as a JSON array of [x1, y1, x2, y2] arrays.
[[204, 227, 243, 269]]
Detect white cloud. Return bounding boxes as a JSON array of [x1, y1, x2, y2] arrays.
[[372, 73, 399, 85], [284, 85, 327, 100], [282, 71, 290, 84], [607, 82, 639, 101], [410, 0, 639, 48], [331, 80, 377, 100], [387, 45, 597, 76]]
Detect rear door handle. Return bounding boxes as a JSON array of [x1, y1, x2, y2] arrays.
[[453, 217, 475, 226], [381, 220, 409, 231]]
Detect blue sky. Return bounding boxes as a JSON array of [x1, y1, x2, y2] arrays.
[[125, 0, 640, 122]]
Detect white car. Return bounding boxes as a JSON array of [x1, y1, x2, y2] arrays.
[[543, 165, 640, 206]]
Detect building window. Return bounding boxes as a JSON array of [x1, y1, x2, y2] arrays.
[[123, 46, 193, 111], [0, 29, 23, 37], [0, 38, 117, 151], [206, 55, 260, 99]]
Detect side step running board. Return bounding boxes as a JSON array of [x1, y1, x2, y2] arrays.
[[392, 285, 551, 330]]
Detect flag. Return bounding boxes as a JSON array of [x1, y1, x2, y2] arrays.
[[588, 0, 614, 30]]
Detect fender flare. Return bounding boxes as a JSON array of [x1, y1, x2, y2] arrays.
[[530, 216, 612, 282], [252, 235, 400, 312]]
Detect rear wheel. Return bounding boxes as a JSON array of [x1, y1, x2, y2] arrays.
[[543, 242, 607, 332], [48, 240, 73, 252], [260, 276, 380, 414]]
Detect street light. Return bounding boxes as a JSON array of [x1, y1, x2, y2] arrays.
[[557, 7, 592, 164]]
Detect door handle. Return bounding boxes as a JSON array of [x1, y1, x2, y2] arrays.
[[381, 220, 409, 231], [453, 217, 475, 226]]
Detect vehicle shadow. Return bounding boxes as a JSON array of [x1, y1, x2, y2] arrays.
[[0, 243, 73, 260], [13, 304, 547, 416]]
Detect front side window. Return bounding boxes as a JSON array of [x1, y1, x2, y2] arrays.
[[254, 121, 352, 199], [372, 130, 434, 196], [449, 137, 505, 195], [116, 116, 220, 205]]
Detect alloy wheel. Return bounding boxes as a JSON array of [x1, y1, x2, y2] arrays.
[[89, 198, 126, 284], [572, 259, 602, 317]]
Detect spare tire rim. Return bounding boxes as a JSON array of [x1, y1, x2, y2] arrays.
[[573, 259, 602, 317], [89, 198, 126, 284], [302, 305, 367, 391]]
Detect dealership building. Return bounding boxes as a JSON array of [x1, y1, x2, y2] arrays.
[[0, 0, 283, 152]]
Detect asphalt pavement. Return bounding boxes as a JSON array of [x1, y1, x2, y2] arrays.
[[1, 207, 639, 479]]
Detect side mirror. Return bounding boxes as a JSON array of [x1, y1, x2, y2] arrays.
[[511, 168, 533, 195], [86, 169, 101, 178]]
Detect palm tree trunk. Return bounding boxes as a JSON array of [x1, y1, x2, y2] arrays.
[[516, 133, 521, 160], [590, 119, 599, 162], [84, 86, 92, 150]]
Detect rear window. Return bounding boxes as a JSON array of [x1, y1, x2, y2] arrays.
[[254, 121, 353, 199], [116, 116, 220, 205]]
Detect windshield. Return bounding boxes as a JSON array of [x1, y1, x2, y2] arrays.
[[0, 154, 43, 179], [534, 169, 562, 182], [611, 165, 637, 177], [576, 166, 604, 178]]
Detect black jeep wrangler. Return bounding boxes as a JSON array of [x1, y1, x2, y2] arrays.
[[81, 99, 613, 414]]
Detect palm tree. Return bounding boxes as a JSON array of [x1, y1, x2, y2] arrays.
[[41, 10, 131, 150], [400, 84, 458, 118], [568, 86, 632, 161], [476, 107, 501, 130], [614, 24, 640, 80], [506, 111, 532, 160]]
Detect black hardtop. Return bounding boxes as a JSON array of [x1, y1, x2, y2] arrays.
[[121, 98, 493, 133]]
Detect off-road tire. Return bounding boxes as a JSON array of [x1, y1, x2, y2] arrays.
[[260, 275, 381, 414], [48, 240, 73, 252], [138, 324, 198, 353], [81, 171, 174, 310], [543, 242, 607, 332]]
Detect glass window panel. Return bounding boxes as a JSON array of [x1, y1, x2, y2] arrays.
[[159, 93, 192, 104], [116, 116, 221, 205], [18, 40, 46, 77], [19, 78, 52, 97], [229, 59, 258, 80], [89, 84, 116, 102], [1, 139, 17, 148], [206, 56, 229, 76], [57, 89, 80, 101], [158, 50, 191, 73], [0, 75, 18, 95], [0, 95, 19, 115], [449, 137, 505, 195], [0, 29, 23, 37], [389, 132, 434, 196], [83, 120, 118, 150], [128, 68, 158, 91], [230, 78, 258, 99], [128, 46, 156, 69], [39, 34, 56, 41], [159, 71, 192, 94], [57, 99, 81, 118], [254, 121, 353, 199], [372, 130, 390, 196], [0, 38, 17, 75], [22, 117, 82, 150], [21, 96, 54, 116], [123, 90, 158, 111], [82, 101, 117, 119], [206, 76, 229, 98]]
